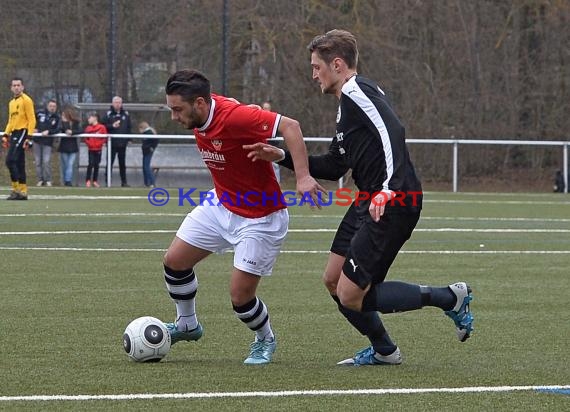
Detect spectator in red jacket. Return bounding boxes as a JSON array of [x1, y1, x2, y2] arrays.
[[83, 113, 107, 188]]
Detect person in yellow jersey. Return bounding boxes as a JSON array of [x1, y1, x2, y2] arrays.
[[2, 77, 36, 200]]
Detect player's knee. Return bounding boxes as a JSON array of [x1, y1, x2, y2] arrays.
[[163, 250, 186, 271], [336, 288, 362, 311], [162, 251, 171, 268], [322, 272, 338, 294], [230, 289, 256, 307]]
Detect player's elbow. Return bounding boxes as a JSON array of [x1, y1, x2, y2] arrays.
[[279, 116, 301, 135]]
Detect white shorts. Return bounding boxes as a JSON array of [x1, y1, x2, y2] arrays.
[[176, 190, 289, 276]]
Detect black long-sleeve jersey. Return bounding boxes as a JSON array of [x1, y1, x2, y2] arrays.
[[280, 74, 422, 214]]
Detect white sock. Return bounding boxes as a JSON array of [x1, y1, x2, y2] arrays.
[[164, 267, 198, 331], [176, 302, 198, 331], [234, 297, 275, 342], [256, 322, 275, 342]]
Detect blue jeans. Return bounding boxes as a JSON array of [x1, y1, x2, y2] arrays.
[[60, 152, 77, 184], [142, 151, 155, 186], [33, 143, 53, 183]]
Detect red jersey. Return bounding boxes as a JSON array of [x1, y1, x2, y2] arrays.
[[84, 123, 108, 152], [194, 94, 284, 218]]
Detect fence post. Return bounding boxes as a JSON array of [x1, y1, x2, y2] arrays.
[[452, 140, 459, 193], [562, 142, 570, 193], [107, 136, 112, 187]]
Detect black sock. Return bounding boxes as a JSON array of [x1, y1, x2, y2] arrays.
[[362, 281, 423, 313], [331, 294, 379, 335], [420, 286, 455, 311], [368, 326, 397, 356], [331, 295, 396, 356]]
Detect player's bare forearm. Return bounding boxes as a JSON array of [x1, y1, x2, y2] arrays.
[[279, 116, 326, 207], [278, 116, 311, 179]]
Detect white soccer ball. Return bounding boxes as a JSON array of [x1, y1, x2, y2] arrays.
[[123, 316, 171, 362]]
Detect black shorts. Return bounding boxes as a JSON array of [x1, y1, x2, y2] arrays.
[[330, 203, 420, 290]]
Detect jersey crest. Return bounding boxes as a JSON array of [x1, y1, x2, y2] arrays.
[[212, 139, 223, 151]]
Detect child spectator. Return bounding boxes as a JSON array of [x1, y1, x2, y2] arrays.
[[83, 113, 107, 188]]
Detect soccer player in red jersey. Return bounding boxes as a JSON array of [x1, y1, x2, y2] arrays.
[[162, 69, 324, 364]]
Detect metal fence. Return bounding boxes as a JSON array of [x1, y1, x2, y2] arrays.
[[34, 133, 570, 193], [292, 137, 569, 193]]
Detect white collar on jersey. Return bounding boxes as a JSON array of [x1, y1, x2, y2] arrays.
[[197, 98, 216, 132]]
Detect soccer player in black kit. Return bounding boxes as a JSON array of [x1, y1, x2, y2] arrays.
[[245, 29, 474, 365]]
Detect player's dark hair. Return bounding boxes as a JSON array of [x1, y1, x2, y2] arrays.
[[10, 77, 24, 85], [307, 29, 358, 69], [165, 69, 212, 104]]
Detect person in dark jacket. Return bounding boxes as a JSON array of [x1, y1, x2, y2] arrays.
[[103, 96, 131, 186], [553, 170, 565, 193], [33, 99, 60, 186], [58, 106, 82, 186], [139, 121, 159, 187]]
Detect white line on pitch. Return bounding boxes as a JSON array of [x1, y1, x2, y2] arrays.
[[0, 212, 182, 217], [0, 230, 175, 235], [3, 228, 570, 235], [421, 216, 570, 222], [2, 213, 570, 223], [2, 194, 569, 205], [0, 384, 568, 402], [0, 212, 343, 218], [0, 247, 166, 252], [415, 228, 570, 233], [28, 195, 147, 200], [424, 199, 570, 205], [0, 247, 569, 254]]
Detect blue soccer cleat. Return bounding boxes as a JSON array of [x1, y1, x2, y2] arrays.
[[445, 282, 474, 342], [164, 322, 203, 345], [337, 346, 402, 366], [243, 338, 277, 365]]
